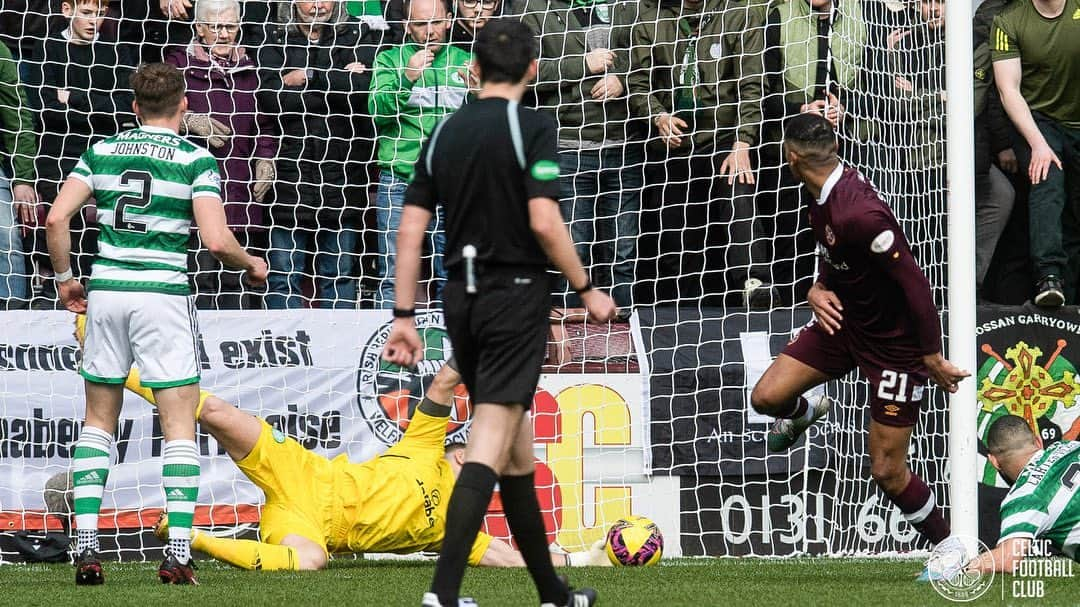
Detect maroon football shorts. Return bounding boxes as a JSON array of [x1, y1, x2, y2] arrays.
[[781, 319, 929, 427]]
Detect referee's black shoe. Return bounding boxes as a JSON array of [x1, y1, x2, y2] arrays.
[[74, 548, 105, 585]]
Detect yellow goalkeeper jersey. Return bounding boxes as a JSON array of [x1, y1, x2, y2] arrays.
[[324, 411, 492, 565]]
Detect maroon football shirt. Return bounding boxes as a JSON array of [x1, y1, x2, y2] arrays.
[[808, 164, 941, 356]]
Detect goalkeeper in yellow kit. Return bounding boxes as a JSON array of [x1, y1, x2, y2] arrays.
[[74, 316, 607, 571]]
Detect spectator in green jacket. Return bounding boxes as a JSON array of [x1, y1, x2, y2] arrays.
[[760, 0, 867, 306], [764, 0, 865, 133], [521, 0, 642, 310], [628, 0, 775, 308], [369, 0, 472, 308], [0, 41, 36, 309]]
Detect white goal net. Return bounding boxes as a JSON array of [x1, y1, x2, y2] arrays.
[[0, 0, 953, 561]]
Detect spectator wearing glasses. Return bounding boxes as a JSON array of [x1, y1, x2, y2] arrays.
[[369, 0, 472, 308], [166, 0, 277, 309], [450, 0, 501, 49], [521, 0, 642, 310], [883, 0, 948, 306], [116, 0, 272, 63]]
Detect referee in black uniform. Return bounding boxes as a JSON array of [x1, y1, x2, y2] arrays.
[[382, 20, 616, 607]]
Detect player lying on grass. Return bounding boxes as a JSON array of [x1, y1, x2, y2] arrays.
[[74, 316, 608, 570], [750, 113, 970, 548], [963, 415, 1080, 573]]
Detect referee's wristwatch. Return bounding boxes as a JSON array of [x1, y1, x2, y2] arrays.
[[392, 307, 416, 319], [574, 279, 593, 296]]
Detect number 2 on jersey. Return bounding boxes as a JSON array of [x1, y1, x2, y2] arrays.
[[878, 370, 909, 402], [114, 170, 153, 233], [1063, 462, 1080, 491]]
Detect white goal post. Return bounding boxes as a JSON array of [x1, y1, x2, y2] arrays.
[[945, 0, 979, 545]]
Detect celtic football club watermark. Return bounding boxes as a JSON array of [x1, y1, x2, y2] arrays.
[[928, 536, 995, 602], [928, 536, 1076, 602], [1006, 540, 1075, 601]]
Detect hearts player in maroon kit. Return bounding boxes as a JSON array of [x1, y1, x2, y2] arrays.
[[751, 113, 970, 546]]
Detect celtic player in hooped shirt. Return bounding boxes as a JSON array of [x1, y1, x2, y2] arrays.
[[967, 415, 1080, 573], [45, 62, 266, 586]]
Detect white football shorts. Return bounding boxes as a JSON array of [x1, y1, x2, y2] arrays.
[[79, 290, 200, 388]]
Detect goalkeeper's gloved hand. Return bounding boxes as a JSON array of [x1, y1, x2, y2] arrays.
[[567, 540, 612, 567]]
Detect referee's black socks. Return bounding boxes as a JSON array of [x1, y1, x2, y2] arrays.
[[431, 462, 498, 606], [501, 472, 569, 607]]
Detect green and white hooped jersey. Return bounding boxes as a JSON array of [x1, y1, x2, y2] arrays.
[[69, 126, 221, 296], [999, 441, 1080, 561]]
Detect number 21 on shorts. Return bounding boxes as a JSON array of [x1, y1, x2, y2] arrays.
[[878, 370, 909, 402]]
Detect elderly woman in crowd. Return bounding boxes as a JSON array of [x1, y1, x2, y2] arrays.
[[166, 0, 276, 309]]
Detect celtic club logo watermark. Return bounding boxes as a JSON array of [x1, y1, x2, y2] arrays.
[[927, 535, 994, 602], [356, 311, 471, 447]]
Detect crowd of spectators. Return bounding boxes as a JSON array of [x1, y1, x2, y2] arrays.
[[0, 0, 1061, 311]]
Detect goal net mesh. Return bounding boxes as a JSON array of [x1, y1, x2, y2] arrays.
[[0, 0, 951, 561]]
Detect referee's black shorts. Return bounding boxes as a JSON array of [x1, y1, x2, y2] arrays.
[[443, 266, 550, 409]]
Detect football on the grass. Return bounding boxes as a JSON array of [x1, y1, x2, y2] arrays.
[[604, 516, 663, 566]]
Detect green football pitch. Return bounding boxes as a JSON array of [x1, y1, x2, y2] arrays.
[[2, 557, 1078, 607]]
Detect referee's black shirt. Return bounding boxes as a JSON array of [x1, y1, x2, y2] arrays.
[[404, 97, 562, 274]]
